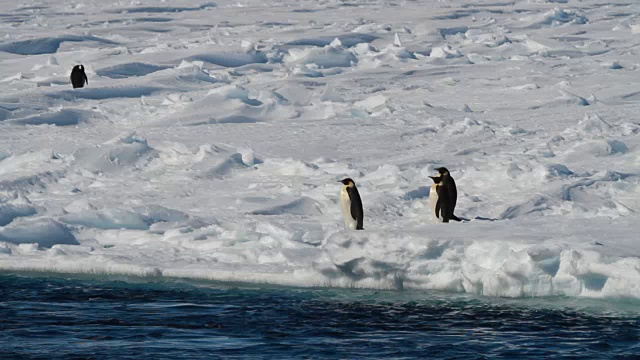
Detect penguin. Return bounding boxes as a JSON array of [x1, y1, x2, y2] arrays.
[[70, 65, 88, 89], [429, 167, 461, 223], [338, 178, 364, 230]]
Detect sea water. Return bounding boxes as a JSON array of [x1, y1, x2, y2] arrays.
[[1, 273, 638, 359]]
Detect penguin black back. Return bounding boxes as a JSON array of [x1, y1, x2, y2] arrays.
[[339, 178, 364, 230], [70, 65, 88, 89], [437, 167, 457, 217]]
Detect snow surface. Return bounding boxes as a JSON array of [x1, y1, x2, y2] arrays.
[[1, 0, 640, 299]]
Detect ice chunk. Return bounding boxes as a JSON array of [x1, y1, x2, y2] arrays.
[[0, 219, 78, 248]]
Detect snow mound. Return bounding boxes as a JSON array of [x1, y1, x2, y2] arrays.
[[5, 109, 97, 126], [133, 205, 190, 223], [174, 64, 227, 85], [61, 209, 151, 230], [522, 8, 587, 28], [559, 172, 638, 217], [286, 33, 377, 47], [561, 113, 639, 140], [438, 26, 469, 37], [314, 223, 640, 297], [0, 107, 12, 121], [0, 219, 78, 248], [109, 2, 216, 13], [0, 150, 66, 191], [73, 133, 158, 173], [571, 113, 611, 136], [354, 94, 388, 113], [413, 24, 466, 39], [0, 151, 10, 162], [187, 51, 268, 68], [499, 194, 556, 220], [286, 40, 357, 68], [356, 41, 417, 68], [447, 117, 494, 136], [0, 194, 36, 226], [96, 62, 170, 79], [157, 85, 295, 125], [566, 140, 628, 158], [0, 35, 118, 55], [430, 45, 463, 59], [157, 143, 259, 178], [61, 205, 188, 230], [252, 197, 323, 216], [531, 90, 590, 109], [205, 152, 257, 178], [208, 85, 263, 106], [258, 158, 320, 177], [465, 29, 511, 47], [50, 86, 166, 100]]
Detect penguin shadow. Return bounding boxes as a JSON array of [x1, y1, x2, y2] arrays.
[[465, 216, 498, 222], [433, 216, 499, 223]]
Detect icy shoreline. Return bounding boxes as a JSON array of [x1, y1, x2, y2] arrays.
[[1, 217, 638, 299]]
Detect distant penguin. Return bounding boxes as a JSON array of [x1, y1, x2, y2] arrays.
[[70, 65, 88, 89], [338, 178, 364, 230], [429, 167, 461, 223]]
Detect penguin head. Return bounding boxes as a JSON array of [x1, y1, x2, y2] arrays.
[[339, 178, 355, 187], [73, 65, 84, 72], [428, 176, 441, 184], [435, 167, 449, 176]]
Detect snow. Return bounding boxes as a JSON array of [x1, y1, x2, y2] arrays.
[[1, 0, 640, 299], [0, 219, 78, 248], [7, 109, 96, 126], [96, 62, 171, 79], [0, 35, 118, 55]]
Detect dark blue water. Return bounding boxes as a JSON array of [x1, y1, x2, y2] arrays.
[[1, 273, 639, 359]]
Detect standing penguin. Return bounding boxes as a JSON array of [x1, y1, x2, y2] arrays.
[[429, 167, 461, 223], [70, 65, 88, 89], [338, 178, 364, 230]]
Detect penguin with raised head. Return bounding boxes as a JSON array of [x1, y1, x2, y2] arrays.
[[429, 167, 461, 223], [338, 178, 364, 230], [70, 65, 88, 89]]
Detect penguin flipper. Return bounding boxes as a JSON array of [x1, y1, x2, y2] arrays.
[[84, 73, 88, 85], [347, 186, 364, 230], [436, 185, 450, 222], [435, 198, 450, 222]]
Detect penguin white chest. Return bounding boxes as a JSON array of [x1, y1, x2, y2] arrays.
[[429, 184, 441, 222], [340, 187, 357, 230]]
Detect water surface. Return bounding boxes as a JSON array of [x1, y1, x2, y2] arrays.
[[1, 273, 639, 359]]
